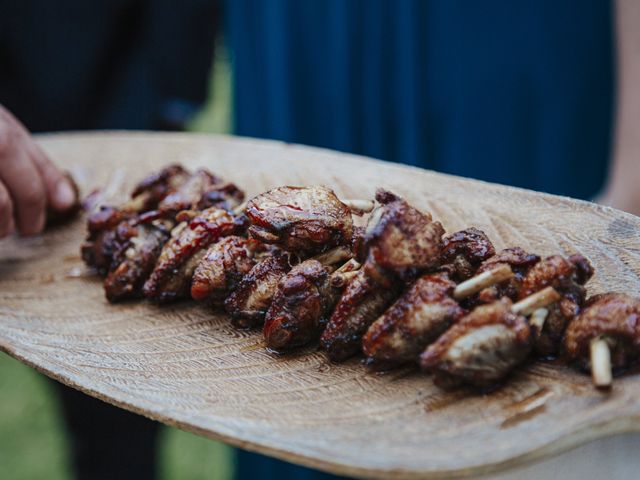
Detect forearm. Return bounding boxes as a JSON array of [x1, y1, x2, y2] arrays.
[[601, 0, 640, 215]]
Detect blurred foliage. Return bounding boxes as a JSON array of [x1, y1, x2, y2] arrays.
[[0, 44, 234, 480]]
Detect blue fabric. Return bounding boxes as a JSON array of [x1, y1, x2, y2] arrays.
[[227, 0, 614, 200]]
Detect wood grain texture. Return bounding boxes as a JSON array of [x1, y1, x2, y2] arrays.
[[1, 131, 640, 479]]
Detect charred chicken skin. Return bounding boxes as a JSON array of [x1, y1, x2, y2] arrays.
[[565, 293, 640, 371], [320, 269, 399, 362], [245, 186, 354, 255], [439, 228, 495, 281], [361, 189, 445, 286], [263, 259, 340, 351], [103, 218, 173, 302], [420, 298, 531, 388], [190, 236, 265, 305], [474, 247, 540, 304], [224, 251, 293, 328], [362, 272, 465, 370], [142, 207, 241, 302], [518, 254, 593, 356]]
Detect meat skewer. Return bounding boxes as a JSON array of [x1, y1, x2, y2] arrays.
[[142, 207, 245, 302], [245, 186, 369, 255], [419, 287, 562, 388], [190, 236, 267, 305], [360, 189, 445, 286], [565, 293, 640, 389], [322, 189, 446, 361], [263, 258, 359, 351]]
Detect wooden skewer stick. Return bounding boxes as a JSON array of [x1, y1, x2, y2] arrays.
[[511, 286, 561, 316], [232, 201, 247, 216], [453, 264, 514, 300], [529, 308, 549, 338], [312, 246, 353, 266], [330, 270, 360, 289], [342, 199, 375, 215], [590, 336, 613, 389], [335, 258, 361, 273]]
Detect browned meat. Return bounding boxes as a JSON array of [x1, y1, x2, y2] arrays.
[[363, 272, 465, 370], [440, 228, 495, 281], [157, 169, 240, 215], [81, 164, 191, 273], [361, 189, 444, 286], [320, 269, 399, 361], [224, 251, 292, 328], [142, 207, 239, 302], [190, 236, 265, 304], [103, 219, 172, 302], [474, 247, 540, 304], [565, 293, 640, 371], [518, 254, 594, 357], [263, 260, 341, 351], [130, 164, 191, 206], [420, 298, 531, 388], [245, 186, 354, 254], [81, 206, 136, 273], [196, 182, 245, 212]]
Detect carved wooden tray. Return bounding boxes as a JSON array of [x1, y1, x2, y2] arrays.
[[1, 132, 639, 479]]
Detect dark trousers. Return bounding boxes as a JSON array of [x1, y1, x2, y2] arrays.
[[54, 382, 348, 480]]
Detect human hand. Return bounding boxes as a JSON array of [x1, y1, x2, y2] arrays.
[[0, 105, 77, 237]]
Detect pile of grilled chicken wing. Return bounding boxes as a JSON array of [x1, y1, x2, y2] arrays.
[[82, 164, 640, 391]]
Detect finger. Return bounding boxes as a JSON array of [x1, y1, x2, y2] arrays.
[[0, 120, 46, 235], [29, 142, 77, 211], [0, 180, 15, 238]]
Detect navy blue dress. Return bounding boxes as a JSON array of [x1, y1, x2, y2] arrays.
[[226, 1, 614, 478], [227, 0, 614, 200]]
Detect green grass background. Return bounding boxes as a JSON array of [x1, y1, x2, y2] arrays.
[[0, 46, 235, 480]]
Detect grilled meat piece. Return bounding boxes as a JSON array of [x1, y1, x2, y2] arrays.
[[440, 228, 495, 281], [420, 298, 531, 388], [474, 247, 540, 304], [81, 165, 191, 273], [103, 218, 172, 302], [245, 186, 354, 254], [361, 189, 444, 286], [321, 269, 399, 361], [130, 164, 191, 211], [363, 272, 465, 370], [81, 206, 136, 273], [224, 251, 292, 328], [191, 236, 265, 304], [518, 254, 593, 357], [142, 207, 239, 302], [157, 168, 240, 215], [263, 260, 341, 351], [565, 293, 640, 371]]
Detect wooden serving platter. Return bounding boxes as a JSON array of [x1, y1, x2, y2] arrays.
[[1, 132, 640, 479]]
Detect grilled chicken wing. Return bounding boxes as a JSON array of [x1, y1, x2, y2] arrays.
[[420, 298, 531, 388], [361, 189, 444, 286], [263, 259, 343, 351], [245, 186, 354, 254], [103, 218, 173, 302], [363, 272, 465, 370], [142, 207, 240, 302], [518, 254, 593, 356], [474, 247, 540, 304], [320, 269, 399, 361], [190, 236, 265, 304], [440, 228, 495, 281], [224, 251, 293, 328], [565, 293, 640, 371]]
